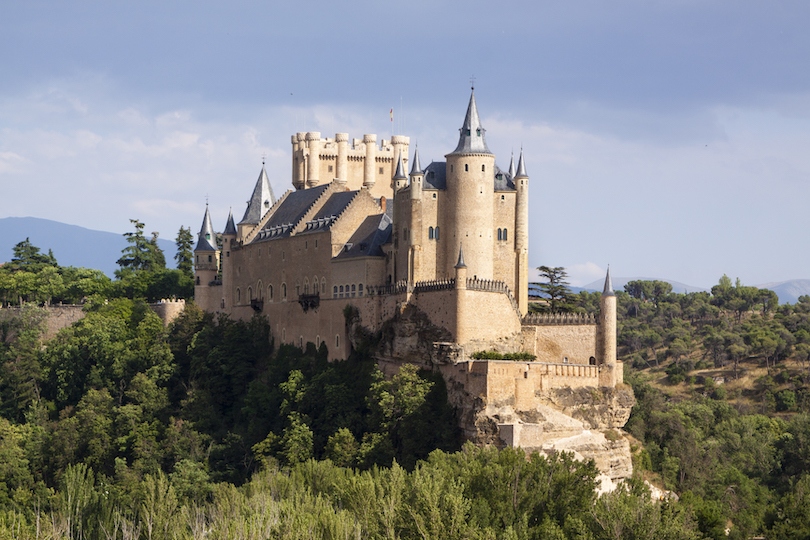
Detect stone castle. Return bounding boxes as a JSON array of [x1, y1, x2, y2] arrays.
[[194, 90, 633, 485]]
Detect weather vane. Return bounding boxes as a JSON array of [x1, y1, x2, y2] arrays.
[[470, 75, 476, 90]]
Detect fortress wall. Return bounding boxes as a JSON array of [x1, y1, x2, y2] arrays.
[[0, 305, 86, 341], [523, 324, 597, 365], [149, 300, 186, 326], [330, 258, 386, 299], [410, 289, 458, 340], [455, 288, 522, 346]]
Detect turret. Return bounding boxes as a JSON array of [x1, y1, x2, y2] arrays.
[[363, 134, 377, 189], [238, 163, 276, 240], [409, 146, 423, 200], [445, 88, 495, 280], [220, 209, 237, 310], [598, 267, 620, 387], [454, 245, 469, 343], [393, 151, 408, 192], [293, 133, 306, 189], [194, 205, 219, 300], [514, 148, 529, 314], [306, 132, 321, 188], [335, 133, 349, 185]]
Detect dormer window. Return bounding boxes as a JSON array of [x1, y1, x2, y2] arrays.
[[476, 129, 481, 136], [466, 129, 470, 135], [264, 200, 270, 208]]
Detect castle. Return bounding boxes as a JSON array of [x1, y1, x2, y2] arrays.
[[194, 91, 627, 459]]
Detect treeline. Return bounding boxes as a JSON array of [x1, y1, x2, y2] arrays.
[[0, 220, 195, 305]]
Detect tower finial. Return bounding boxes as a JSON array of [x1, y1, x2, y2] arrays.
[[455, 244, 467, 268], [603, 265, 615, 296], [515, 147, 528, 178]]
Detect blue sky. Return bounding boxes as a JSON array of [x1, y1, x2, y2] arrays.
[[1, 1, 809, 287]]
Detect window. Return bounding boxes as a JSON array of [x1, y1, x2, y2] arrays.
[[299, 336, 303, 348], [333, 286, 338, 299], [316, 335, 321, 348], [465, 164, 468, 172], [482, 164, 485, 171], [321, 278, 326, 293], [476, 129, 481, 136], [196, 255, 199, 263], [269, 284, 273, 300], [339, 285, 344, 298], [257, 281, 263, 300], [248, 287, 253, 300], [296, 280, 300, 295], [282, 328, 286, 341], [282, 283, 287, 300], [328, 165, 333, 172], [435, 227, 440, 240], [503, 229, 508, 241], [237, 288, 241, 303], [501, 195, 505, 200], [208, 255, 212, 262], [432, 193, 436, 199], [358, 284, 363, 297], [351, 284, 356, 297], [497, 228, 502, 241], [335, 335, 340, 348], [428, 227, 434, 240], [196, 276, 200, 285], [304, 278, 309, 294], [379, 167, 384, 174], [563, 356, 569, 364]]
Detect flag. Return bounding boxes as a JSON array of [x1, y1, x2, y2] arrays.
[[390, 108, 393, 122]]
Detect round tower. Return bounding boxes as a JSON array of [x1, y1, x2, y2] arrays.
[[335, 133, 349, 184], [445, 89, 495, 280], [306, 132, 321, 188], [514, 149, 529, 314], [220, 209, 237, 311], [194, 205, 220, 311], [363, 134, 377, 189], [599, 268, 619, 387], [294, 132, 306, 189], [391, 135, 409, 189], [409, 147, 423, 200]]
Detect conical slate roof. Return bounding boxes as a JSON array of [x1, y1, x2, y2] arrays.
[[455, 244, 467, 268], [393, 151, 407, 180], [223, 208, 237, 236], [448, 89, 492, 155], [409, 146, 422, 176], [508, 153, 516, 177], [240, 165, 276, 225], [603, 266, 615, 297], [195, 205, 217, 252], [515, 148, 528, 178]]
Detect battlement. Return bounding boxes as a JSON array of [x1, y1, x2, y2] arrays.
[[522, 312, 596, 326]]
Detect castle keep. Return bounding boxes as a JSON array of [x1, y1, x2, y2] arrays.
[[194, 91, 628, 467]]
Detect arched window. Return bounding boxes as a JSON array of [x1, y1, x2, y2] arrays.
[[482, 164, 485, 171], [299, 336, 303, 348], [358, 284, 364, 297], [335, 334, 340, 348], [322, 278, 326, 294], [236, 288, 241, 303], [428, 226, 434, 239], [503, 229, 508, 241], [282, 283, 287, 300], [497, 228, 502, 241], [295, 279, 300, 296], [248, 287, 253, 300], [313, 276, 318, 294], [435, 227, 440, 240], [269, 284, 273, 301], [196, 276, 200, 285], [351, 284, 356, 297], [339, 285, 344, 298], [257, 281, 263, 300], [316, 335, 321, 348], [333, 286, 338, 299], [304, 277, 309, 294], [282, 328, 286, 341], [464, 163, 468, 172]]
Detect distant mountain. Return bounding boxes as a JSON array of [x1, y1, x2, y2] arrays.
[[754, 280, 810, 305], [582, 276, 708, 295], [0, 217, 177, 277]]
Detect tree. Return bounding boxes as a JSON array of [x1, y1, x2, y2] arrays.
[[174, 226, 194, 278], [533, 266, 572, 312], [116, 220, 166, 275], [8, 238, 58, 272]]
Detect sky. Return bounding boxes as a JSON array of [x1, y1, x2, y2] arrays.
[[1, 0, 809, 288]]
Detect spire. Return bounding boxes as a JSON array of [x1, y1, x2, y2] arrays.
[[449, 89, 492, 155], [508, 152, 516, 177], [409, 146, 422, 176], [603, 266, 615, 297], [393, 151, 407, 180], [455, 244, 467, 268], [515, 148, 528, 178], [223, 208, 237, 236], [239, 164, 276, 225], [195, 205, 217, 252]]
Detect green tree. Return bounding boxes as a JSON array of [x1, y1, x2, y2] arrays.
[[533, 266, 572, 312], [116, 219, 166, 275], [174, 226, 194, 278]]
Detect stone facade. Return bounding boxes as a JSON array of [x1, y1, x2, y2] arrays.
[[194, 91, 631, 481]]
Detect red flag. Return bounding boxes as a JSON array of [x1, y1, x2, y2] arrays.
[[390, 108, 393, 122]]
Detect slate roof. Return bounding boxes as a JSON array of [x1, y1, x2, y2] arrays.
[[223, 209, 237, 236], [448, 89, 492, 155], [195, 205, 217, 252], [298, 191, 359, 235], [333, 212, 392, 259], [239, 165, 276, 225], [421, 161, 515, 191], [255, 184, 329, 240]]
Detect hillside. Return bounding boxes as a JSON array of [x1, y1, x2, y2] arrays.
[[0, 217, 177, 276]]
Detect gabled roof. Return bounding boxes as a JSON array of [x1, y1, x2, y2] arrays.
[[223, 209, 237, 236], [333, 212, 392, 260], [239, 165, 276, 225], [448, 89, 492, 156], [195, 205, 217, 252], [255, 184, 330, 240]]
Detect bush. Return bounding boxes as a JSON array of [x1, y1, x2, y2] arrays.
[[470, 351, 537, 361]]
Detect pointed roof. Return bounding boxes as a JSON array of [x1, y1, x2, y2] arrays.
[[393, 151, 407, 180], [508, 153, 516, 177], [239, 164, 276, 225], [455, 244, 466, 268], [195, 205, 217, 252], [223, 208, 237, 236], [515, 148, 528, 178], [409, 146, 422, 176], [448, 89, 492, 155], [603, 266, 615, 297]]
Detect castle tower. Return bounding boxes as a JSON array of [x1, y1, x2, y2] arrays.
[[306, 132, 321, 188], [514, 149, 529, 314], [409, 146, 423, 200], [194, 204, 219, 309], [238, 164, 276, 241], [336, 133, 349, 184], [363, 134, 377, 189], [598, 267, 619, 386], [293, 133, 306, 189], [393, 151, 408, 192], [220, 209, 237, 311], [453, 245, 469, 342], [445, 89, 496, 280], [391, 135, 409, 189]]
